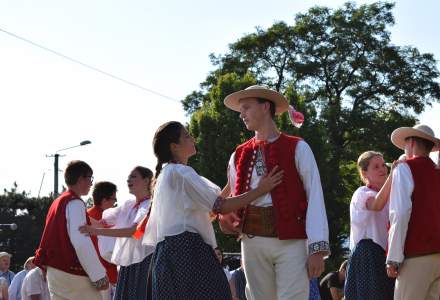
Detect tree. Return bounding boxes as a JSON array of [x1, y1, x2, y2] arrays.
[[183, 2, 440, 267], [0, 185, 53, 272]]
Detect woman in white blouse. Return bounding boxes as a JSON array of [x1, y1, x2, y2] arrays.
[[143, 121, 283, 300], [80, 166, 154, 300], [344, 151, 395, 300]]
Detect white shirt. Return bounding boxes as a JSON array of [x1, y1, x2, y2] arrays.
[[143, 163, 221, 248], [66, 199, 106, 282], [20, 267, 50, 300], [349, 186, 390, 251], [387, 163, 414, 263], [228, 139, 329, 248], [8, 269, 28, 300], [102, 199, 153, 266]]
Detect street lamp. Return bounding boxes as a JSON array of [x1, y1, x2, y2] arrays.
[[47, 140, 91, 196]]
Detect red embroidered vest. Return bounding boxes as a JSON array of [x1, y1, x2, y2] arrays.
[[404, 157, 440, 257], [34, 191, 100, 276], [234, 133, 308, 240]]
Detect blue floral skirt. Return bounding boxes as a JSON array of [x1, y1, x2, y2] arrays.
[[151, 231, 232, 300], [344, 239, 395, 300]]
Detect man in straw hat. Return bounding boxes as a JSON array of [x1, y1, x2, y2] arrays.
[[219, 85, 330, 299], [386, 124, 440, 299]]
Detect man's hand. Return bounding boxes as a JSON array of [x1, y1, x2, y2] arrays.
[[386, 264, 399, 278], [92, 276, 109, 291], [307, 252, 325, 279], [218, 212, 241, 234]]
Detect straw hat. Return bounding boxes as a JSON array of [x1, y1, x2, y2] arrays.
[[224, 85, 289, 115], [391, 124, 439, 152]]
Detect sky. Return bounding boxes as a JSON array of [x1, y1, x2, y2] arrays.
[[1, 0, 439, 202]]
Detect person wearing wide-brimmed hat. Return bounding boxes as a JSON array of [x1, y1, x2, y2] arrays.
[[386, 124, 440, 299], [220, 85, 330, 299]]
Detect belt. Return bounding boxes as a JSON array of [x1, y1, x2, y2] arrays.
[[242, 205, 277, 237]]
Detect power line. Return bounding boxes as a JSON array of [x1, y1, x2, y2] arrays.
[[0, 27, 180, 103]]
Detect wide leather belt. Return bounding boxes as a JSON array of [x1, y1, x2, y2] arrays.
[[242, 205, 277, 237]]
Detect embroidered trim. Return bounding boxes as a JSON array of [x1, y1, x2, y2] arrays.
[[308, 241, 330, 255], [91, 276, 109, 289], [386, 260, 402, 269], [212, 196, 226, 214]]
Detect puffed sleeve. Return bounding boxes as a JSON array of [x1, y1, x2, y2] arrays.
[[179, 165, 221, 211]]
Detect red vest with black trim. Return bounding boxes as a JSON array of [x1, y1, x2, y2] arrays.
[[404, 156, 440, 257], [234, 133, 308, 240], [34, 191, 100, 276]]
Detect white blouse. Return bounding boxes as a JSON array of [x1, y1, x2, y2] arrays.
[[102, 198, 153, 266], [349, 186, 390, 251], [143, 163, 221, 248]]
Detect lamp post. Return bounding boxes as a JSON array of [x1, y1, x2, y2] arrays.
[[47, 140, 91, 196]]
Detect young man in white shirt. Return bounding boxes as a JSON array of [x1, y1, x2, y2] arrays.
[[387, 124, 440, 299], [220, 85, 330, 299], [33, 160, 108, 300]]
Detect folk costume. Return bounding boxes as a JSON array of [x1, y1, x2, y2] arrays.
[[344, 186, 394, 299], [143, 163, 232, 300], [387, 124, 440, 300], [224, 85, 330, 300], [33, 190, 106, 300], [101, 197, 153, 300]]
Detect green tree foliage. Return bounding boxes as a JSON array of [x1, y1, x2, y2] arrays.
[[0, 184, 53, 272], [183, 2, 440, 266]]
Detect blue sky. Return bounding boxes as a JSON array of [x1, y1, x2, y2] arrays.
[[0, 0, 439, 201]]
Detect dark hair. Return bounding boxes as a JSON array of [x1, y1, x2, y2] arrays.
[[132, 166, 154, 194], [64, 160, 93, 186], [405, 136, 435, 152], [257, 98, 276, 118], [152, 121, 184, 179], [92, 181, 117, 206]]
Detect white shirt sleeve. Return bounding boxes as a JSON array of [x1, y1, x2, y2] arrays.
[[295, 141, 330, 252], [66, 199, 106, 282], [228, 153, 237, 194], [179, 166, 221, 211], [387, 163, 414, 263], [351, 188, 376, 227]]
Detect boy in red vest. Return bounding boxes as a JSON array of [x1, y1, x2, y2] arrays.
[[220, 85, 330, 299], [88, 181, 118, 298], [34, 160, 108, 300], [386, 124, 440, 299]]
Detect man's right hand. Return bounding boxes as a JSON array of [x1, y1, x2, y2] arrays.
[[218, 212, 241, 234], [92, 276, 109, 291]]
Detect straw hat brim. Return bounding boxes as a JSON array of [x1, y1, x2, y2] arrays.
[[224, 88, 289, 115], [391, 127, 439, 152]]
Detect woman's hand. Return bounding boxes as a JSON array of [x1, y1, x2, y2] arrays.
[[258, 166, 284, 193]]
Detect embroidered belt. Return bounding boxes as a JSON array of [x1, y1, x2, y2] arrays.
[[242, 205, 277, 237]]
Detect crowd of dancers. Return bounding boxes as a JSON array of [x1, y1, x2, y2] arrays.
[[1, 85, 439, 300]]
